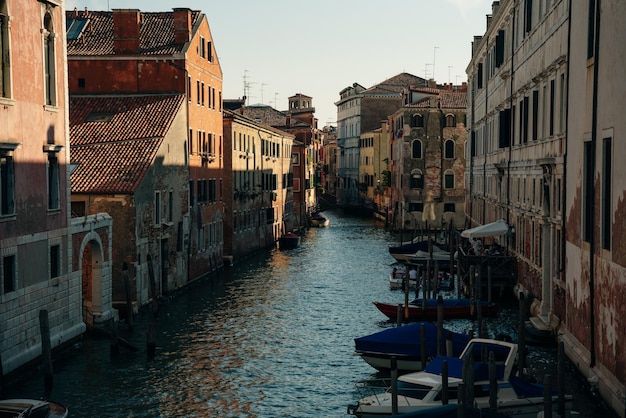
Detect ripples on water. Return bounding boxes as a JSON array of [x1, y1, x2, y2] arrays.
[[4, 211, 616, 417]]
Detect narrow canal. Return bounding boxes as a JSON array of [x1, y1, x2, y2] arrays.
[[4, 212, 617, 417]]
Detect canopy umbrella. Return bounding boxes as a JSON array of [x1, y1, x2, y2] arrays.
[[461, 219, 509, 239]]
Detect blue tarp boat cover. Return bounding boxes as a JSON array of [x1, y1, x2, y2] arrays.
[[354, 322, 470, 357]]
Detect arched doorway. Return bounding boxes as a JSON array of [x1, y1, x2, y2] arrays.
[[80, 233, 104, 328]]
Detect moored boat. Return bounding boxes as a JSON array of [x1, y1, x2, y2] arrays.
[[373, 298, 499, 322], [0, 398, 68, 418], [278, 232, 301, 250], [354, 321, 470, 373], [310, 212, 330, 227], [348, 338, 574, 417], [389, 240, 448, 262]]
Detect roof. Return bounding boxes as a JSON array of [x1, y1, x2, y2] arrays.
[[236, 105, 310, 129], [407, 91, 467, 110], [363, 72, 427, 94], [69, 94, 185, 194], [65, 9, 202, 56]]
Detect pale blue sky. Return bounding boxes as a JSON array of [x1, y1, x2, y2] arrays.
[[65, 0, 494, 127]]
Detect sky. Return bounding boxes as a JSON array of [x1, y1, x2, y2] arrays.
[[65, 0, 495, 128]]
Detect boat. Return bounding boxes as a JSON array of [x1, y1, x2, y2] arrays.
[[310, 212, 330, 227], [354, 322, 470, 373], [348, 338, 573, 417], [373, 298, 499, 322], [0, 398, 68, 418], [278, 232, 300, 250], [389, 268, 454, 292], [388, 240, 448, 262], [373, 403, 513, 417], [388, 267, 415, 290]]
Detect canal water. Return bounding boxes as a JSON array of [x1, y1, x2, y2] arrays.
[[4, 211, 618, 417]]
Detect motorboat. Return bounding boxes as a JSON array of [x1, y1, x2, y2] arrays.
[[373, 298, 499, 322], [0, 398, 68, 418], [310, 212, 330, 227], [354, 321, 470, 373], [389, 240, 448, 262], [278, 232, 300, 250], [348, 338, 573, 417]]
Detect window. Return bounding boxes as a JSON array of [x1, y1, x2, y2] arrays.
[[549, 79, 555, 136], [587, 0, 597, 59], [207, 41, 212, 62], [413, 114, 424, 128], [2, 254, 15, 293], [1, 6, 12, 99], [477, 63, 483, 89], [410, 169, 423, 189], [499, 109, 511, 148], [187, 76, 192, 102], [532, 90, 539, 140], [444, 170, 455, 189], [444, 203, 455, 212], [444, 140, 455, 158], [45, 148, 61, 210], [201, 82, 205, 106], [50, 244, 60, 278], [0, 145, 16, 216], [524, 0, 533, 34], [412, 140, 422, 159], [445, 114, 455, 127], [43, 11, 57, 106], [199, 36, 205, 58], [602, 137, 612, 250], [168, 190, 173, 222], [583, 141, 593, 242], [495, 30, 505, 67], [154, 191, 161, 224], [408, 202, 423, 212]]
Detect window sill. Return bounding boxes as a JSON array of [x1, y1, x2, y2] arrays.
[[0, 97, 15, 107], [0, 214, 17, 222], [44, 104, 59, 113]]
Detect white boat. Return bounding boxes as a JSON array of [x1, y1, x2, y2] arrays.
[[0, 398, 68, 418], [348, 338, 573, 417], [310, 212, 330, 227]]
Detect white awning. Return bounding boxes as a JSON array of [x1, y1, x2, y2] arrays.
[[461, 219, 509, 239]]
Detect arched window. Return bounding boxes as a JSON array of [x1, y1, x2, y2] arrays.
[[444, 170, 455, 189], [412, 140, 422, 159], [414, 114, 424, 128], [446, 114, 456, 127], [410, 169, 423, 189], [43, 10, 57, 106], [444, 139, 455, 159]]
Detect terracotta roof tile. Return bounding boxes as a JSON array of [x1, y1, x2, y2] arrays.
[[407, 91, 466, 110], [69, 94, 185, 194], [66, 10, 201, 56]]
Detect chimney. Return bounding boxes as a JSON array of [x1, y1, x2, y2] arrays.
[[492, 1, 500, 17], [173, 8, 192, 44], [113, 9, 141, 54]]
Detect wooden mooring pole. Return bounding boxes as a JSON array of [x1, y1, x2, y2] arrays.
[[39, 310, 53, 395], [123, 262, 134, 332]]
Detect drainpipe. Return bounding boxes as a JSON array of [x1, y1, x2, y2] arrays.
[[507, 4, 516, 239], [588, 0, 601, 368]]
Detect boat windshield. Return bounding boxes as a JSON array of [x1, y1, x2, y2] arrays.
[[396, 381, 432, 400]]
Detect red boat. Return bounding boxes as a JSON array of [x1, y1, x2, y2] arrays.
[[373, 298, 499, 322]]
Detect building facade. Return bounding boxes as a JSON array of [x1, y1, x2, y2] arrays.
[[563, 0, 625, 414], [389, 85, 467, 233], [467, 1, 625, 415], [335, 73, 426, 211], [1, 0, 113, 376], [359, 121, 390, 218], [66, 8, 225, 306], [222, 110, 295, 262]]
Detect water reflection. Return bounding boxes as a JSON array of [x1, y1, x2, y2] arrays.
[[3, 211, 617, 417]]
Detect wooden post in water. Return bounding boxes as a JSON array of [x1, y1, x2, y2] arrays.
[[469, 265, 475, 316], [558, 341, 565, 416], [147, 254, 159, 318], [404, 269, 410, 321], [476, 265, 482, 330], [425, 259, 431, 300], [396, 304, 403, 327], [446, 331, 453, 356], [123, 262, 134, 332], [456, 254, 462, 298], [415, 265, 421, 299], [463, 351, 475, 406], [39, 310, 53, 395], [543, 374, 552, 418], [391, 356, 398, 415], [518, 291, 526, 375], [458, 382, 466, 418], [442, 359, 449, 405], [434, 261, 440, 294], [487, 265, 492, 303], [420, 323, 427, 370], [437, 295, 444, 356], [110, 318, 119, 356], [146, 323, 156, 358], [489, 351, 497, 411]]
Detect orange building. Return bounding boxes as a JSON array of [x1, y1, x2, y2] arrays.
[[66, 8, 224, 303]]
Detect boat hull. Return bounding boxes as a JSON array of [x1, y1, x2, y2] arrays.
[[373, 299, 499, 321]]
